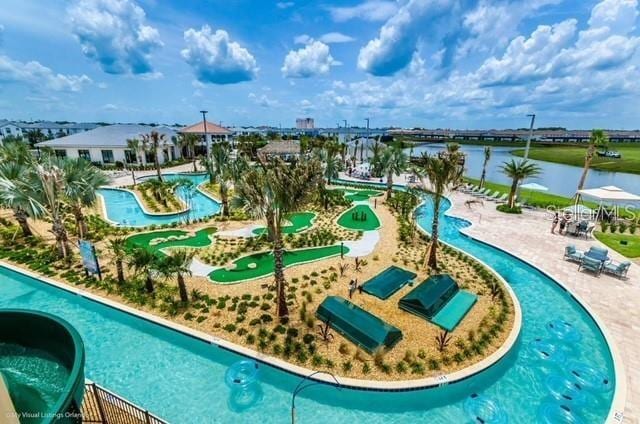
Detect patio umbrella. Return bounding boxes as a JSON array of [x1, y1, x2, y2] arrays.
[[520, 182, 548, 191]]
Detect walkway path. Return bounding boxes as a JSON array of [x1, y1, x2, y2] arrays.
[[448, 191, 640, 423]]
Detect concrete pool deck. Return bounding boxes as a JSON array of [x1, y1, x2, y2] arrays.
[[447, 191, 639, 423]]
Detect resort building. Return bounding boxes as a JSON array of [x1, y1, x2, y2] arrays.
[[0, 120, 25, 143], [179, 120, 232, 155], [35, 124, 179, 166], [296, 117, 315, 129], [0, 120, 100, 143]]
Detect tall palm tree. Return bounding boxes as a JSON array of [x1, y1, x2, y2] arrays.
[[203, 144, 233, 216], [30, 160, 71, 258], [414, 151, 462, 270], [380, 145, 408, 199], [369, 141, 385, 177], [108, 236, 128, 284], [577, 129, 608, 191], [141, 131, 166, 182], [175, 133, 200, 172], [159, 249, 195, 303], [233, 158, 322, 319], [128, 247, 158, 294], [62, 158, 108, 238], [126, 138, 144, 186], [501, 159, 541, 208], [479, 146, 491, 189]]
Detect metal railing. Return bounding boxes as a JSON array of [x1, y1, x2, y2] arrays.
[[82, 382, 167, 424]]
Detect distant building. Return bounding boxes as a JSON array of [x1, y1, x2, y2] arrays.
[[257, 140, 301, 161], [296, 118, 314, 129], [0, 120, 100, 143], [179, 120, 232, 155], [35, 124, 179, 166], [0, 120, 25, 143]]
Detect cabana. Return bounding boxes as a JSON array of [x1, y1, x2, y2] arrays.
[[575, 186, 640, 221]]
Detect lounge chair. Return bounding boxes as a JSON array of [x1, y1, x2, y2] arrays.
[[602, 261, 631, 279], [472, 188, 490, 198], [564, 245, 584, 263], [583, 224, 596, 239], [494, 193, 508, 203], [585, 246, 609, 262], [579, 255, 603, 276], [481, 190, 499, 200]]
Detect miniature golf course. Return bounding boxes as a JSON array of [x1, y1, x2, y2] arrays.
[[126, 227, 217, 255], [337, 204, 381, 231], [208, 245, 349, 283], [332, 188, 384, 202], [252, 212, 316, 236]]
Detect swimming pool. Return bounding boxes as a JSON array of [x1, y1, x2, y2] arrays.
[[0, 194, 618, 423], [97, 173, 221, 227]]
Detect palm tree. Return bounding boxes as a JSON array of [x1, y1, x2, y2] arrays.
[[108, 236, 128, 284], [479, 146, 491, 189], [0, 145, 41, 237], [233, 158, 322, 319], [203, 144, 233, 216], [353, 139, 359, 163], [126, 138, 144, 186], [501, 159, 541, 208], [379, 145, 408, 199], [159, 249, 195, 303], [414, 152, 462, 270], [128, 247, 158, 294], [175, 133, 200, 172], [577, 129, 609, 191], [30, 160, 71, 258], [62, 158, 108, 238], [141, 131, 166, 182]]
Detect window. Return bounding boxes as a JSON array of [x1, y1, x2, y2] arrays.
[[145, 151, 155, 164], [54, 149, 67, 158], [124, 150, 137, 164], [78, 149, 91, 161], [101, 150, 114, 163]]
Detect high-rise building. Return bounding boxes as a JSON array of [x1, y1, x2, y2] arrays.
[[296, 118, 314, 129]]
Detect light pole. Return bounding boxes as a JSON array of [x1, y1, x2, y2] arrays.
[[363, 118, 370, 163], [200, 110, 209, 156], [524, 113, 536, 159]]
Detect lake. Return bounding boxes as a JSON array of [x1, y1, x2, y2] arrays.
[[408, 144, 640, 197]]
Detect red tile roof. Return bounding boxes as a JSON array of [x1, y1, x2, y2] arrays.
[[180, 120, 232, 135]]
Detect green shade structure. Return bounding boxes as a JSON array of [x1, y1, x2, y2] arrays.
[[316, 296, 402, 353], [361, 266, 417, 300], [399, 274, 477, 331]]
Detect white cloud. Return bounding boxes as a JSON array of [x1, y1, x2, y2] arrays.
[[102, 103, 118, 110], [294, 34, 313, 45], [0, 55, 92, 92], [0, 24, 4, 46], [67, 0, 163, 75], [328, 0, 398, 22], [282, 41, 340, 78], [299, 99, 314, 110], [319, 32, 355, 44], [181, 25, 258, 84], [276, 1, 295, 9], [589, 0, 638, 33], [357, 0, 453, 76], [248, 92, 278, 107]]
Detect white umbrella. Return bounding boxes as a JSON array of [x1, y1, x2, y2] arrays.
[[520, 182, 548, 191]]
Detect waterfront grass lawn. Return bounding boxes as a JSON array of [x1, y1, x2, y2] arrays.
[[252, 212, 316, 236], [337, 204, 381, 230], [208, 245, 349, 283], [126, 227, 217, 255], [594, 231, 640, 258], [511, 144, 640, 175]]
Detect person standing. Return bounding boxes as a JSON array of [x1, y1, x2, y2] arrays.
[[551, 212, 559, 234]]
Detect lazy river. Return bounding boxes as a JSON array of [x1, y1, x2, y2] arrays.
[[97, 173, 221, 227], [0, 192, 617, 423]]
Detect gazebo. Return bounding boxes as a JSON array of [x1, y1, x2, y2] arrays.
[[575, 185, 640, 220], [256, 140, 301, 161]]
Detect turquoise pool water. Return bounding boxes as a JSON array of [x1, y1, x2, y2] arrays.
[[0, 194, 616, 423], [97, 173, 220, 227]]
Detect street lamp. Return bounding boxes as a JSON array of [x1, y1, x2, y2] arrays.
[[524, 113, 536, 160], [200, 110, 209, 156]]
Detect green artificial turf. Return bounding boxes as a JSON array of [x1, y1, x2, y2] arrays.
[[511, 144, 640, 174], [337, 204, 381, 231], [330, 188, 384, 202], [209, 245, 349, 283], [252, 212, 316, 236], [594, 231, 640, 258], [126, 227, 217, 255]]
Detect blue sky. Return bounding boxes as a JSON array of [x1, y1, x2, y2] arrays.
[[0, 0, 638, 129]]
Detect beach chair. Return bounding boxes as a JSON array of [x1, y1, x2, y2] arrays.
[[472, 188, 490, 198], [564, 245, 584, 263], [602, 261, 631, 279], [481, 190, 499, 200], [494, 193, 508, 203]]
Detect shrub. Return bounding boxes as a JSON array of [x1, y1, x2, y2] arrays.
[[342, 361, 353, 372], [303, 334, 315, 344], [496, 204, 521, 214], [286, 328, 299, 338], [362, 363, 371, 374], [223, 324, 236, 332]]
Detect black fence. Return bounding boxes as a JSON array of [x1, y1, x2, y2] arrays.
[[82, 382, 167, 424]]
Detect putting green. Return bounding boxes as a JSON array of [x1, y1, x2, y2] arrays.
[[337, 204, 381, 231], [332, 188, 384, 202], [209, 245, 348, 283], [126, 227, 217, 255], [252, 212, 316, 236]]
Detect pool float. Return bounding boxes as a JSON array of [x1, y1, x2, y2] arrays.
[[225, 360, 259, 389], [527, 338, 567, 364], [545, 375, 588, 407], [463, 393, 508, 424], [546, 320, 581, 343], [566, 361, 613, 393], [537, 401, 585, 424]]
